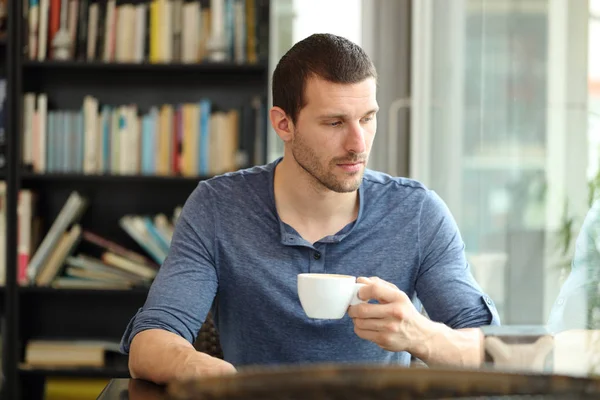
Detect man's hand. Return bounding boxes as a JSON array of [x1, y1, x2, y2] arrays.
[[347, 276, 433, 354], [347, 276, 484, 368], [175, 351, 237, 381], [129, 329, 237, 384]]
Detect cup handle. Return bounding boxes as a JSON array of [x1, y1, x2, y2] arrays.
[[349, 283, 367, 306]]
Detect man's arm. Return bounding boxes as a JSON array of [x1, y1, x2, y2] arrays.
[[408, 319, 484, 368], [348, 189, 498, 368], [415, 189, 499, 365], [414, 190, 500, 330], [348, 277, 484, 368], [128, 329, 235, 384], [120, 182, 235, 383]]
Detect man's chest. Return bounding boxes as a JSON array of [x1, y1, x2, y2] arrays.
[[213, 230, 420, 304]]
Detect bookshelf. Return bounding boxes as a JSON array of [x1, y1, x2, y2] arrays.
[[3, 0, 271, 399]]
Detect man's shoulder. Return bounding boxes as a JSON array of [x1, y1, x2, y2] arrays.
[[363, 170, 456, 227], [184, 163, 273, 213], [198, 163, 273, 194], [362, 168, 429, 195]]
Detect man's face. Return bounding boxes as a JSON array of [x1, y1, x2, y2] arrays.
[[290, 76, 378, 193]]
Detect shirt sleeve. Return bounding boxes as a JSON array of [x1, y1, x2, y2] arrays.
[[415, 189, 501, 329], [120, 182, 219, 354]]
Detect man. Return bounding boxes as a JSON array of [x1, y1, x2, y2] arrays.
[[120, 33, 500, 384]]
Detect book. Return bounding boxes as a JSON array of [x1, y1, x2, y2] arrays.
[[81, 229, 157, 268], [35, 224, 82, 286], [26, 191, 88, 283]]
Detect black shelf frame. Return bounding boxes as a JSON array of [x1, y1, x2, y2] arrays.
[[3, 0, 20, 399], [1, 171, 215, 184], [18, 366, 130, 379], [17, 286, 149, 295], [3, 0, 271, 398], [22, 60, 268, 72], [20, 171, 212, 184]]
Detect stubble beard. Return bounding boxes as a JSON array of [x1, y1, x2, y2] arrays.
[[291, 129, 366, 193]]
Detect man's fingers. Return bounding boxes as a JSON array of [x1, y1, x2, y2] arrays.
[[353, 325, 379, 341], [353, 317, 399, 333], [370, 276, 398, 289], [356, 277, 404, 304], [353, 326, 398, 352], [347, 302, 396, 319]]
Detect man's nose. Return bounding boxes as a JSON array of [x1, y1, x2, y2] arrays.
[[345, 123, 366, 154]]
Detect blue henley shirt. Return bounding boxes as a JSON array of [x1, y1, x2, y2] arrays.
[[120, 157, 500, 367]]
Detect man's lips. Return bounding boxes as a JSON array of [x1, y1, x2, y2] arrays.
[[336, 160, 365, 166], [336, 161, 364, 172]]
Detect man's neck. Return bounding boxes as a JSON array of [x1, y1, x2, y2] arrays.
[[273, 157, 359, 242]]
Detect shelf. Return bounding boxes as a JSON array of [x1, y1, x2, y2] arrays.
[[19, 172, 210, 184], [22, 60, 267, 73], [19, 286, 149, 341], [22, 60, 269, 94], [18, 286, 150, 296], [19, 364, 130, 378], [4, 285, 150, 296], [4, 1, 271, 398]]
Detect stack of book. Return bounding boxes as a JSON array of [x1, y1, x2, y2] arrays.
[[21, 93, 265, 177], [25, 0, 268, 64], [14, 189, 182, 289]]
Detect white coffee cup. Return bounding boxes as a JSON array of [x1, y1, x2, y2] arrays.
[[297, 273, 367, 319]]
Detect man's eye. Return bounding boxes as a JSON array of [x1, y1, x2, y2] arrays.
[[329, 121, 342, 127], [361, 116, 373, 123]]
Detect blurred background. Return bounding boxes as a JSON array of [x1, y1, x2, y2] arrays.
[[1, 0, 600, 398]]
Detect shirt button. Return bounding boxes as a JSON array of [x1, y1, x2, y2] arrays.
[[313, 252, 321, 260], [485, 297, 493, 305]]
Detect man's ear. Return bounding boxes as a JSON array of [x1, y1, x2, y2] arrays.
[[270, 106, 294, 143]]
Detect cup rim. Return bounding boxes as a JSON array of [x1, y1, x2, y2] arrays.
[[298, 273, 356, 280]]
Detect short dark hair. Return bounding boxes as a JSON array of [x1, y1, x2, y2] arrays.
[[272, 33, 377, 124]]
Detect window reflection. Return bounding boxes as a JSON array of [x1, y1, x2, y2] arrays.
[[411, 0, 600, 377], [413, 0, 595, 330], [548, 199, 600, 333]]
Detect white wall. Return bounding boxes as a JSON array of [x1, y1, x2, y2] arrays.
[[292, 0, 362, 44]]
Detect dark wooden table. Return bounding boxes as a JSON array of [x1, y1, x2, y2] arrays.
[[97, 378, 165, 400], [96, 365, 600, 400]]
